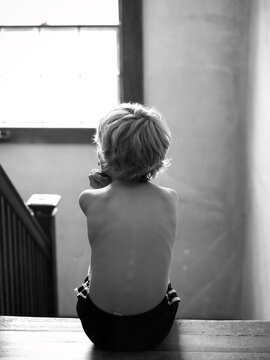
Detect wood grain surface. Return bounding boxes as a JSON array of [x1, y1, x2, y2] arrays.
[[1, 316, 270, 359]]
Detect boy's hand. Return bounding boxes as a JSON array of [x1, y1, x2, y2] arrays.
[[88, 169, 112, 189]]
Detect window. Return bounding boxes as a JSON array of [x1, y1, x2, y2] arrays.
[[0, 0, 143, 142]]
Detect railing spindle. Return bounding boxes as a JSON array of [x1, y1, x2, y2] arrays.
[[12, 213, 20, 315], [17, 219, 23, 315], [0, 195, 5, 314], [7, 203, 15, 314], [1, 197, 9, 314]]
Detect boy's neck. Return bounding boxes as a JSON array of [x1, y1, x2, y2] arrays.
[[112, 179, 150, 187]]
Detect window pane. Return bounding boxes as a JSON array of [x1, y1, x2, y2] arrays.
[[0, 0, 119, 25], [0, 28, 119, 128]]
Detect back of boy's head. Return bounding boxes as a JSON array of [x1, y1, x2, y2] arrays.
[[95, 103, 171, 183]]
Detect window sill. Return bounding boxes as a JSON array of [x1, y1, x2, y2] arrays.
[[0, 128, 96, 144]]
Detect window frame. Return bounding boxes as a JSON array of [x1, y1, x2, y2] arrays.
[[0, 0, 143, 143]]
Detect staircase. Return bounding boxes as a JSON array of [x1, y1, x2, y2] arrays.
[[0, 164, 60, 316]]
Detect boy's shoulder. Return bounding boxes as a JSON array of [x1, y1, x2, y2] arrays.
[[79, 186, 110, 214], [160, 185, 178, 197], [150, 183, 179, 202]]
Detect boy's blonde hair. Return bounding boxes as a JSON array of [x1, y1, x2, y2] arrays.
[[94, 103, 171, 183]]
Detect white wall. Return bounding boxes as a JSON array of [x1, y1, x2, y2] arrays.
[[242, 0, 270, 320], [143, 0, 250, 319], [2, 0, 266, 319]]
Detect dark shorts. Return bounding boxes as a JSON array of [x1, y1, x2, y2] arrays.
[[76, 282, 180, 351]]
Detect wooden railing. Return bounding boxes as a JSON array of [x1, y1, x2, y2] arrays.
[[0, 165, 60, 316]]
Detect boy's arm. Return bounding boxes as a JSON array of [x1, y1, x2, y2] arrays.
[[164, 187, 179, 225], [169, 188, 179, 216], [79, 190, 92, 215], [79, 169, 111, 214], [162, 186, 179, 204]]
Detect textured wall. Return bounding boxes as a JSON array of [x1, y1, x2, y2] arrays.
[[242, 0, 270, 320], [144, 0, 250, 319], [0, 0, 253, 318]]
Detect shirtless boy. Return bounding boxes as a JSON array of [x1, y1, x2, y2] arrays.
[[75, 103, 180, 350]]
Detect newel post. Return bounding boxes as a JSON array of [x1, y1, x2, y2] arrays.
[[27, 194, 61, 316]]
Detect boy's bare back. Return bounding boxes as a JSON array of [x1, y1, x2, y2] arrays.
[[76, 103, 180, 350], [79, 180, 178, 315]]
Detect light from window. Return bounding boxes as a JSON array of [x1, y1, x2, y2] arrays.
[[0, 0, 119, 128], [0, 0, 119, 26]]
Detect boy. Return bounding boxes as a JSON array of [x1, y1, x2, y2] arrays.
[[75, 103, 180, 350]]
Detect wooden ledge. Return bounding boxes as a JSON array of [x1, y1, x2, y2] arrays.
[[1, 316, 270, 359]]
